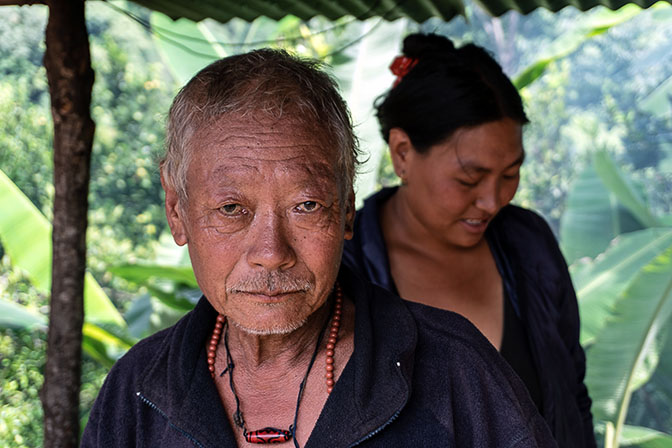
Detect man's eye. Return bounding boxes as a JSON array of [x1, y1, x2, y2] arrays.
[[296, 201, 321, 212], [220, 204, 243, 215]]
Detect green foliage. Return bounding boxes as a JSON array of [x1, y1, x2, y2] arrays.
[[573, 229, 672, 346], [560, 163, 644, 264], [2, 1, 672, 447], [585, 244, 672, 435], [150, 12, 227, 85], [0, 297, 45, 330], [0, 328, 45, 447], [0, 168, 124, 327], [560, 149, 672, 447], [0, 4, 177, 444], [0, 259, 109, 448], [512, 4, 645, 90]]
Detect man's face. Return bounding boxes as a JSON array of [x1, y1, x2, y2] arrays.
[[163, 114, 354, 335]]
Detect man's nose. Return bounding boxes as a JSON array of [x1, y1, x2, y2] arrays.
[[245, 211, 297, 271]]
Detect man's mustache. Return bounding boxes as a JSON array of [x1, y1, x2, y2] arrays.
[[227, 272, 313, 295]]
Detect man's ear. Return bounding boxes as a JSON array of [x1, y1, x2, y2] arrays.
[[388, 128, 415, 183], [160, 170, 188, 247], [344, 190, 356, 241]]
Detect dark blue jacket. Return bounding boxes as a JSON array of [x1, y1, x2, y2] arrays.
[[82, 266, 556, 447], [343, 187, 595, 448]]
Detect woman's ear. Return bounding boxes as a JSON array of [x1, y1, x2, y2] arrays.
[[388, 128, 415, 183]]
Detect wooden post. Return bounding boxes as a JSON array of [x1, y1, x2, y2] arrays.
[[41, 0, 95, 446]]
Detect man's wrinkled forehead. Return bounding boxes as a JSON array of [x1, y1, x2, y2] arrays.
[[187, 112, 340, 185], [193, 112, 332, 154]]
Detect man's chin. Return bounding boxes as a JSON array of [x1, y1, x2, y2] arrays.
[[229, 316, 308, 336]]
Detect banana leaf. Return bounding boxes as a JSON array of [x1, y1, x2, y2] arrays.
[[0, 297, 46, 330], [576, 228, 672, 345], [514, 4, 647, 90], [81, 322, 134, 369], [596, 423, 672, 448], [150, 11, 226, 85], [593, 150, 660, 228], [108, 264, 198, 288], [0, 168, 124, 326], [560, 164, 645, 264], [109, 263, 199, 312], [585, 244, 672, 442], [620, 424, 672, 447], [330, 18, 407, 205], [0, 296, 132, 367]]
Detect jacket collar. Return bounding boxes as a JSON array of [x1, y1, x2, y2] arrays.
[[357, 187, 398, 290], [137, 265, 416, 447], [138, 293, 237, 446], [307, 266, 415, 447]]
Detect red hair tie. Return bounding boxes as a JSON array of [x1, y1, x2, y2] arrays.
[[390, 55, 418, 87]]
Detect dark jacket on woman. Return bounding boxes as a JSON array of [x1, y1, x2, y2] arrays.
[[81, 265, 556, 447], [342, 187, 596, 448]]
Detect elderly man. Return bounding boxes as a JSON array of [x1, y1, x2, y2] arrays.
[[82, 49, 555, 447]]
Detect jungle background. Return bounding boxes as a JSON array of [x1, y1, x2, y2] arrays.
[[1, 1, 672, 446]]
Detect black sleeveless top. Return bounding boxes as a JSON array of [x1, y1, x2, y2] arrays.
[[388, 276, 544, 413], [500, 294, 543, 412]]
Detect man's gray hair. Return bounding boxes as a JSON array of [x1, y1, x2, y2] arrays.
[[161, 49, 359, 202]]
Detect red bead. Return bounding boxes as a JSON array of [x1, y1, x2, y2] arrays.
[[326, 357, 334, 365], [326, 364, 334, 372], [326, 379, 334, 387], [327, 387, 333, 394], [245, 427, 292, 443], [326, 350, 334, 357], [207, 357, 215, 365], [326, 343, 334, 350], [326, 372, 333, 379], [327, 337, 336, 344]]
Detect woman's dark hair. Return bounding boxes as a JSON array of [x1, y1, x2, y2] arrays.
[[376, 33, 528, 153]]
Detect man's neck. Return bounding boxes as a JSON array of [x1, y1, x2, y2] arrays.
[[226, 301, 332, 370]]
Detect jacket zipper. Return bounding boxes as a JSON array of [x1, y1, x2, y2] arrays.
[[347, 408, 404, 447], [348, 359, 409, 448], [136, 392, 205, 448]]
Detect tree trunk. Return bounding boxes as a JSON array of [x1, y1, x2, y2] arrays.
[[41, 1, 95, 446]]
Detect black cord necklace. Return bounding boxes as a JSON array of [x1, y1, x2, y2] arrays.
[[218, 299, 334, 447]]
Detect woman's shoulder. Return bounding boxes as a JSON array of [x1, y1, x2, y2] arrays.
[[404, 300, 554, 443], [491, 204, 560, 252], [495, 204, 553, 232]]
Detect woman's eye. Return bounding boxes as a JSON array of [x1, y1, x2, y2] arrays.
[[457, 179, 477, 187], [219, 204, 243, 215], [296, 201, 321, 212], [503, 171, 520, 180]]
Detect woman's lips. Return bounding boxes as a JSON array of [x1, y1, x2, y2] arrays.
[[460, 218, 489, 233]]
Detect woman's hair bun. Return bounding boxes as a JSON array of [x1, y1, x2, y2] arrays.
[[402, 33, 456, 59]]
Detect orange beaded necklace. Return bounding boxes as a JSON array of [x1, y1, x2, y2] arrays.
[[207, 284, 343, 445]]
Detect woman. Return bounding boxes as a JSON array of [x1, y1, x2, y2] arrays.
[[343, 33, 596, 448]]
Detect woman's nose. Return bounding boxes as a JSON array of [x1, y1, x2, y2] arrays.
[[475, 185, 500, 215]]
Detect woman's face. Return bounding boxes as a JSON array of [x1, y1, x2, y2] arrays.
[[397, 118, 524, 249]]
